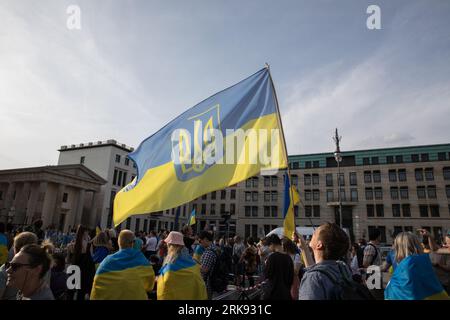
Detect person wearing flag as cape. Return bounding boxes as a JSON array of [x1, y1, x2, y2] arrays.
[[157, 231, 207, 300]]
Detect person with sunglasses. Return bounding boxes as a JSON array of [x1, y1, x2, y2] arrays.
[[6, 243, 54, 300]]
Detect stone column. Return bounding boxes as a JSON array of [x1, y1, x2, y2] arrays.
[[33, 181, 48, 222], [89, 191, 99, 229], [72, 189, 85, 228], [2, 182, 16, 224], [51, 184, 66, 228], [15, 182, 31, 226], [26, 183, 39, 225]]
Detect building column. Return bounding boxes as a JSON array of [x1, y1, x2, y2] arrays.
[[88, 191, 99, 229], [50, 184, 65, 228], [14, 182, 31, 226], [32, 181, 48, 222], [2, 182, 16, 224], [71, 189, 85, 229]]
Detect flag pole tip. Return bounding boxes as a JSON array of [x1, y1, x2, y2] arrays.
[[264, 63, 270, 70]]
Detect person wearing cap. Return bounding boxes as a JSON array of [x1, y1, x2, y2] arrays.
[[157, 231, 207, 300]]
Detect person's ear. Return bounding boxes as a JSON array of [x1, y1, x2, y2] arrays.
[[316, 240, 324, 250]]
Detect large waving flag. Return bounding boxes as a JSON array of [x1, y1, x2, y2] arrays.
[[114, 67, 288, 226], [157, 254, 207, 300], [188, 209, 196, 226], [91, 248, 155, 300], [385, 254, 449, 300], [282, 173, 300, 238], [0, 233, 7, 265]]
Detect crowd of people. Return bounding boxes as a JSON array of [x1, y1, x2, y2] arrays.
[[0, 219, 448, 300]]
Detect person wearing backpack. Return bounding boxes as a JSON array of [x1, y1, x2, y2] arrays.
[[240, 237, 258, 288], [299, 223, 373, 300], [199, 231, 217, 299]]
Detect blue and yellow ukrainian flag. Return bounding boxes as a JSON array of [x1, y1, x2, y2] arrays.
[[188, 209, 196, 226], [90, 248, 155, 300], [0, 233, 8, 265], [193, 244, 205, 263], [282, 173, 300, 238], [114, 67, 288, 226], [157, 254, 207, 300], [385, 254, 449, 300]]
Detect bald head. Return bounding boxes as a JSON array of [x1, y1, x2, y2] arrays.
[[118, 230, 135, 249]]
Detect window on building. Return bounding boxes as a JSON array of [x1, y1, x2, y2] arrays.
[[264, 206, 270, 217], [231, 189, 236, 200], [438, 152, 446, 161], [427, 186, 437, 199], [363, 157, 370, 165], [419, 205, 428, 217], [411, 154, 419, 162], [443, 167, 450, 180], [372, 157, 379, 165], [390, 187, 399, 200], [446, 185, 450, 198], [404, 226, 413, 232], [252, 206, 258, 217], [415, 168, 424, 181], [126, 218, 131, 230], [338, 173, 345, 186], [221, 190, 227, 200], [396, 155, 404, 163], [327, 190, 334, 202], [351, 189, 358, 201], [293, 162, 299, 169], [253, 177, 259, 188], [62, 193, 68, 203], [400, 187, 409, 199], [393, 226, 403, 238], [398, 169, 407, 182], [305, 190, 311, 201], [122, 172, 127, 187], [211, 191, 216, 200], [312, 174, 319, 185], [252, 191, 258, 201], [364, 171, 372, 183], [202, 194, 207, 200], [365, 188, 373, 200], [264, 176, 270, 187], [246, 179, 252, 188], [292, 175, 298, 186], [271, 191, 277, 202], [388, 170, 397, 182], [313, 190, 320, 201], [386, 156, 394, 164], [304, 174, 311, 186], [326, 174, 333, 187], [245, 192, 251, 202], [349, 172, 357, 186], [430, 205, 440, 217], [117, 171, 123, 187], [271, 176, 278, 187], [313, 205, 320, 217], [392, 204, 401, 217], [294, 205, 299, 217], [230, 203, 235, 215], [245, 206, 251, 217], [313, 161, 320, 168], [373, 170, 381, 183], [271, 206, 278, 217], [125, 158, 130, 166], [376, 204, 384, 217], [425, 168, 434, 181], [367, 204, 374, 217], [305, 206, 312, 217], [374, 187, 383, 200], [201, 204, 206, 215], [305, 161, 312, 168], [115, 154, 121, 163], [264, 191, 270, 202], [113, 169, 118, 186], [80, 156, 85, 164], [402, 204, 411, 217], [340, 188, 346, 202], [421, 153, 429, 162], [211, 204, 216, 215], [417, 186, 426, 199]]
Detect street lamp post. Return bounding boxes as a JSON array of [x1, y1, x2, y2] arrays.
[[333, 128, 343, 228]]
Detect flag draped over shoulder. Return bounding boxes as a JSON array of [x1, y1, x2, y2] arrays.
[[193, 244, 204, 263], [114, 67, 287, 226], [0, 234, 7, 265], [91, 248, 155, 300], [188, 209, 196, 226], [282, 173, 300, 238], [157, 254, 207, 300], [384, 254, 449, 300]]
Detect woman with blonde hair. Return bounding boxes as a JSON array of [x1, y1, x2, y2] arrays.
[[157, 231, 207, 300], [90, 231, 111, 269], [385, 232, 448, 300]]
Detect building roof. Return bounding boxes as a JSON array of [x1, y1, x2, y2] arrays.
[[58, 139, 134, 153]]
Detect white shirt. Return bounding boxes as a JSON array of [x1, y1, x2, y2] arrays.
[[145, 236, 158, 252]]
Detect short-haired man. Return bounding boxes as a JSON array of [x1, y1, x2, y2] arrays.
[[298, 223, 352, 300], [363, 228, 382, 268], [198, 231, 216, 299], [91, 230, 155, 300]]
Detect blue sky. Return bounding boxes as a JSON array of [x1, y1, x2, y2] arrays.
[[0, 0, 449, 169]]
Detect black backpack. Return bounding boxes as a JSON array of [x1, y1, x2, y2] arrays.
[[314, 263, 375, 300], [209, 247, 232, 293]]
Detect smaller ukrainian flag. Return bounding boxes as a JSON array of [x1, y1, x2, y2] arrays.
[[282, 173, 300, 238], [0, 233, 7, 265], [188, 209, 196, 226], [91, 248, 155, 300], [385, 254, 449, 300], [157, 254, 207, 300], [193, 244, 205, 263]]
